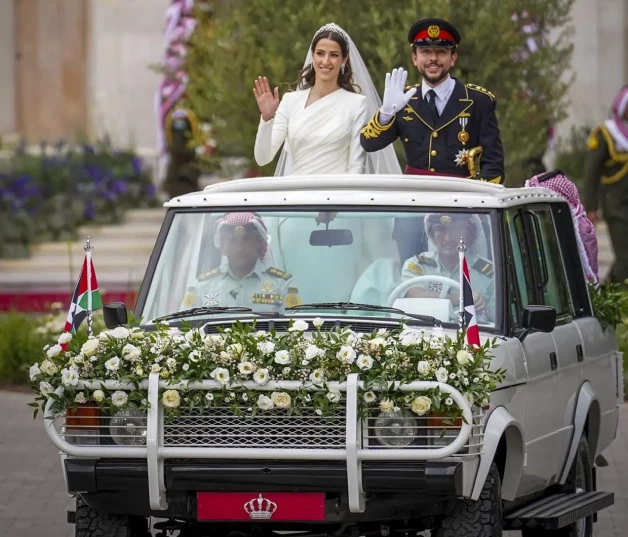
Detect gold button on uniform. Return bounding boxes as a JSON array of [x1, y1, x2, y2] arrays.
[[430, 150, 437, 156], [404, 138, 409, 142], [429, 168, 435, 172], [432, 132, 439, 138]]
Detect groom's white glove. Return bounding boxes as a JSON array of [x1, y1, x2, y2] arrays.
[[379, 68, 417, 124]]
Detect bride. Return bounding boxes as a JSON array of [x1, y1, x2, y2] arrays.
[[252, 23, 401, 303]]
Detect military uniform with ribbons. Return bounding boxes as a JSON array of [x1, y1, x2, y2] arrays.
[[583, 124, 628, 284], [181, 260, 302, 312]]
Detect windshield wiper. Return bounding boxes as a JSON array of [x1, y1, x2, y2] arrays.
[[286, 302, 440, 326], [153, 306, 285, 323]]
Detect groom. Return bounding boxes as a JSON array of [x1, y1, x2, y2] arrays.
[[360, 18, 505, 184]]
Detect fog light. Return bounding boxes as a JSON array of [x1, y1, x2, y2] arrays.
[[111, 409, 147, 446], [374, 410, 417, 447]]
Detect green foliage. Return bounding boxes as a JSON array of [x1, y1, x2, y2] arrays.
[[185, 0, 574, 184], [588, 281, 628, 331]]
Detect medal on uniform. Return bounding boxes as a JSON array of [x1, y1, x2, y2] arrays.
[[252, 293, 283, 305], [202, 293, 221, 306], [454, 148, 470, 167], [261, 280, 275, 293], [458, 117, 469, 145]]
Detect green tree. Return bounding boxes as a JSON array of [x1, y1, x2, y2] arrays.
[[185, 0, 574, 185]]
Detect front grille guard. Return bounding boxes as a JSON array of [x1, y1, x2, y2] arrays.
[[44, 372, 474, 514]]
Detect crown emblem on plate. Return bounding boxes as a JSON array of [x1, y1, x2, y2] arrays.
[[243, 494, 278, 520]]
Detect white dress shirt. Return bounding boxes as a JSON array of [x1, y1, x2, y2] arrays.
[[422, 76, 456, 116]]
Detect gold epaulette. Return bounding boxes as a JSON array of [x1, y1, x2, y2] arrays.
[[198, 267, 220, 281], [360, 112, 396, 140], [415, 254, 437, 267], [466, 83, 495, 100], [268, 267, 292, 280], [473, 258, 494, 278]]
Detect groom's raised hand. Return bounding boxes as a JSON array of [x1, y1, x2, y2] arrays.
[[254, 76, 280, 122], [380, 68, 417, 122]]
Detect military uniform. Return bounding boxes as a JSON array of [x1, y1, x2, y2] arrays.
[[583, 124, 628, 284], [401, 251, 495, 321], [181, 259, 302, 312]]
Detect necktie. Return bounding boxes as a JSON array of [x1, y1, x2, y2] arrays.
[[426, 89, 439, 124]]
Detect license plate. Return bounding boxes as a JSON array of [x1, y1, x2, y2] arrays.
[[197, 492, 326, 521]]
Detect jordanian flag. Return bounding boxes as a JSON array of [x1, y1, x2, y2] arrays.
[[63, 253, 103, 335]]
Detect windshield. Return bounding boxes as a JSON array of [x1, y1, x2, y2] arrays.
[[140, 209, 498, 328]]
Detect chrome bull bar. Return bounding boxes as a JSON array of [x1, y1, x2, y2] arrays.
[[44, 372, 474, 513]]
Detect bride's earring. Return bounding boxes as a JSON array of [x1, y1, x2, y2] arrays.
[[341, 64, 345, 74]]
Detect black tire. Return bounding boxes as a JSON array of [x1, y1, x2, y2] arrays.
[[522, 436, 593, 537], [75, 496, 149, 537], [433, 462, 503, 537]]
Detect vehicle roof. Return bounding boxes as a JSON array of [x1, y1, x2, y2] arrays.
[[164, 174, 565, 210]]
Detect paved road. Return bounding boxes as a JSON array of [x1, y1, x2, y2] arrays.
[[0, 390, 627, 537]]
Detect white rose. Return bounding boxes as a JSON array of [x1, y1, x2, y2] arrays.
[[46, 344, 63, 358], [363, 391, 376, 403], [417, 361, 431, 375], [151, 364, 161, 374], [81, 339, 100, 357], [401, 331, 421, 346], [40, 360, 58, 376], [456, 350, 473, 366], [309, 368, 325, 385], [166, 357, 177, 369], [256, 341, 275, 356], [228, 343, 243, 355], [210, 367, 230, 386], [257, 394, 274, 410], [111, 390, 128, 407], [74, 392, 87, 404], [336, 345, 356, 365], [357, 354, 373, 370], [305, 345, 321, 361], [238, 361, 255, 375], [39, 381, 53, 395], [122, 344, 141, 362], [29, 363, 41, 381], [58, 332, 72, 345], [274, 350, 291, 365], [61, 367, 79, 387], [131, 329, 145, 340], [379, 398, 395, 413], [110, 327, 130, 340], [99, 331, 111, 342], [464, 392, 475, 406], [105, 357, 120, 372], [253, 368, 270, 385], [271, 391, 292, 409], [411, 396, 431, 416], [182, 364, 190, 371], [290, 320, 309, 332], [162, 390, 181, 408], [326, 390, 341, 403], [93, 389, 105, 402], [435, 367, 448, 383], [313, 317, 324, 328], [369, 337, 385, 348]]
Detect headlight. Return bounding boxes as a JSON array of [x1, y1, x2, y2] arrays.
[[373, 410, 417, 447], [111, 409, 147, 446]]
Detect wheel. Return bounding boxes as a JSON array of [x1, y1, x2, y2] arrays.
[[433, 462, 503, 537], [521, 436, 593, 537], [75, 496, 149, 537]]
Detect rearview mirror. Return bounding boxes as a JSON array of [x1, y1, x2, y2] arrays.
[[309, 229, 353, 247], [519, 305, 556, 341], [103, 302, 128, 329]]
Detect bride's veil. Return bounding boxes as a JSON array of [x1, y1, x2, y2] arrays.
[[274, 24, 402, 177]]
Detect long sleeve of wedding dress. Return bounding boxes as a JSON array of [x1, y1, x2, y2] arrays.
[[254, 95, 292, 167]]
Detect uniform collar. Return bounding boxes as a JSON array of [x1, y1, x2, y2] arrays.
[[220, 257, 268, 280], [421, 75, 455, 103]]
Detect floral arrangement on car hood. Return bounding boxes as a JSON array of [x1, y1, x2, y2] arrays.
[[29, 319, 505, 420]]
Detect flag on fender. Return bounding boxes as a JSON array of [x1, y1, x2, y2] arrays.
[[459, 249, 481, 348], [61, 246, 103, 345]]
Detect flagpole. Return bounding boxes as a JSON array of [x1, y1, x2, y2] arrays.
[[457, 237, 466, 333], [84, 236, 93, 337]]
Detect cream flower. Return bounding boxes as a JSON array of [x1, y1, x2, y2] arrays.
[[122, 344, 141, 362], [369, 337, 386, 349], [131, 329, 145, 340], [110, 327, 130, 340], [39, 381, 54, 395], [274, 350, 291, 365], [81, 339, 100, 357], [105, 357, 120, 372], [111, 390, 128, 407], [435, 367, 448, 383], [253, 368, 270, 385], [363, 391, 377, 403], [29, 363, 41, 381], [309, 368, 325, 386], [379, 398, 394, 413], [257, 394, 274, 410], [40, 360, 58, 376], [166, 357, 177, 369], [58, 332, 72, 345], [336, 345, 356, 365], [162, 390, 181, 408], [326, 390, 341, 403], [210, 367, 230, 386], [305, 345, 322, 361], [74, 392, 87, 404], [151, 363, 161, 374], [271, 391, 292, 409], [228, 343, 243, 356], [61, 367, 79, 387], [93, 389, 105, 402], [238, 361, 256, 375], [456, 350, 473, 366], [357, 354, 373, 370], [312, 317, 324, 328], [47, 345, 63, 358], [411, 396, 431, 416], [417, 361, 431, 375], [256, 340, 275, 356], [290, 320, 309, 332], [182, 364, 190, 371]]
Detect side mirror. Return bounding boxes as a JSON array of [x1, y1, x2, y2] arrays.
[[309, 229, 353, 247], [519, 305, 556, 341], [103, 302, 128, 329]]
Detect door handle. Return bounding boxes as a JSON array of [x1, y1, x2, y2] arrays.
[[550, 352, 557, 371], [576, 344, 584, 362]]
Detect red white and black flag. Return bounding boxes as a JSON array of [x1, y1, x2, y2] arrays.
[[459, 246, 481, 348]]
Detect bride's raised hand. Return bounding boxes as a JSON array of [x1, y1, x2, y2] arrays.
[[254, 76, 280, 122]]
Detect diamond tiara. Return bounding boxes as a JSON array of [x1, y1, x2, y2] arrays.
[[313, 22, 350, 45]]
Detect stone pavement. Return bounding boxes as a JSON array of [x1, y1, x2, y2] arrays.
[[0, 390, 627, 537]]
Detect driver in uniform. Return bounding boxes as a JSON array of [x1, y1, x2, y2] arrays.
[[401, 213, 495, 320], [181, 212, 301, 312]]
